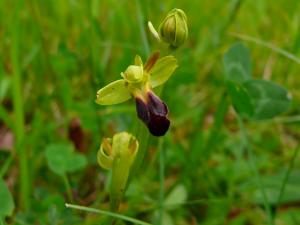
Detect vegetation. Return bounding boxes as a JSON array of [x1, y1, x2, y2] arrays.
[[1, 0, 300, 224]]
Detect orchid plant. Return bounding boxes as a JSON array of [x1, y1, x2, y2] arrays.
[[95, 8, 188, 214]]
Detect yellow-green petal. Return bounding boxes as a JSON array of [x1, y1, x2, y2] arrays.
[[96, 80, 131, 105], [97, 138, 113, 169], [150, 55, 178, 88]]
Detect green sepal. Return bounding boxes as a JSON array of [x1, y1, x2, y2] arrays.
[[96, 79, 131, 105], [150, 55, 178, 88]]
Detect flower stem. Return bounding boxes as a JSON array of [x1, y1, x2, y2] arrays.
[[63, 174, 74, 203], [110, 154, 133, 211], [157, 138, 165, 225], [129, 0, 152, 178]]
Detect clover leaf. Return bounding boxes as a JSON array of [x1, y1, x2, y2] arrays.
[[45, 143, 87, 176]]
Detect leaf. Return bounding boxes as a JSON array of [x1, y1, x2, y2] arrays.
[[244, 79, 291, 120], [150, 55, 178, 88], [244, 170, 300, 205], [0, 178, 14, 219], [223, 43, 252, 84], [161, 212, 174, 225], [45, 143, 87, 176], [96, 79, 131, 105], [164, 184, 187, 211], [227, 81, 254, 118]]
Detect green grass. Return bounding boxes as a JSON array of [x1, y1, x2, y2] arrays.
[[10, 0, 30, 211], [1, 0, 300, 224]]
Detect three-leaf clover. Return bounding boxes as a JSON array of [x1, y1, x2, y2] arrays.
[[45, 143, 87, 176]]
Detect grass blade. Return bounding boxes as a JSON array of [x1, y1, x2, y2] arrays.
[[237, 115, 274, 225], [277, 143, 300, 205], [229, 32, 300, 64], [135, 0, 150, 56], [11, 0, 30, 210], [65, 203, 152, 225]]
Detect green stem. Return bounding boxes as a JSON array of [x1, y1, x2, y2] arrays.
[[237, 115, 274, 225], [110, 155, 132, 211], [157, 139, 165, 225], [130, 0, 152, 178], [63, 174, 74, 203], [11, 0, 30, 210], [65, 203, 153, 225], [277, 143, 300, 205]]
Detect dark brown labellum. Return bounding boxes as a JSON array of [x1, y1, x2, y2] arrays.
[[135, 92, 170, 136]]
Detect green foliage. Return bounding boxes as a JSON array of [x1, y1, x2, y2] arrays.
[[1, 0, 300, 224], [223, 43, 252, 83], [0, 179, 14, 220], [244, 79, 291, 120], [223, 43, 291, 120], [45, 143, 87, 176], [164, 184, 187, 210], [153, 184, 188, 225], [244, 170, 300, 205], [226, 81, 254, 117]]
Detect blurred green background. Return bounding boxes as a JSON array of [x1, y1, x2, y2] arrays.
[[1, 0, 300, 224]]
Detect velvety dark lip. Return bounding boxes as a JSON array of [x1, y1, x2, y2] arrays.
[[135, 92, 170, 137]]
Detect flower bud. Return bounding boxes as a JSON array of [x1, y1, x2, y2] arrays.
[[159, 8, 188, 48], [97, 132, 138, 170], [122, 65, 144, 83], [97, 132, 139, 211]]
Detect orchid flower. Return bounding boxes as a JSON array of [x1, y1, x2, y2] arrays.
[[96, 52, 178, 136]]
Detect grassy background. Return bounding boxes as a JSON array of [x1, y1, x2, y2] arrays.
[[1, 0, 300, 224]]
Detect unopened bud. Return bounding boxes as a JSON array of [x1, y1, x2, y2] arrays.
[[159, 8, 188, 48], [97, 132, 139, 211]]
